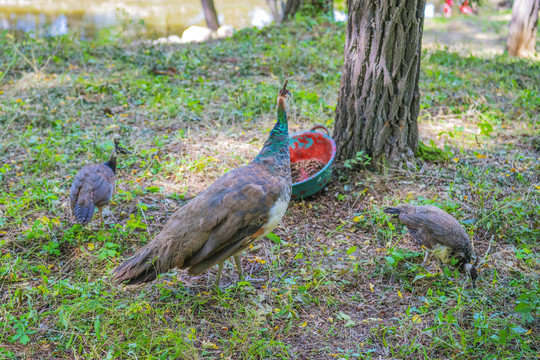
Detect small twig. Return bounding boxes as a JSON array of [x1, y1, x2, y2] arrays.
[[269, 270, 291, 285], [476, 201, 516, 226], [59, 252, 81, 273], [479, 235, 494, 266], [14, 47, 39, 73], [0, 45, 20, 84], [137, 202, 153, 238], [0, 112, 18, 141]]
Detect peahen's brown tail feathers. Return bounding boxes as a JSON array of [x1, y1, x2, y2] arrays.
[[113, 244, 163, 285], [74, 201, 95, 226]]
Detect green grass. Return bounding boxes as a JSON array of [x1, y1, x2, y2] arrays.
[[1, 12, 539, 359]]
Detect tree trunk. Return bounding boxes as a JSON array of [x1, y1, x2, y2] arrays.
[[267, 0, 283, 23], [201, 0, 220, 31], [506, 0, 539, 58], [282, 0, 333, 22], [333, 0, 425, 167]]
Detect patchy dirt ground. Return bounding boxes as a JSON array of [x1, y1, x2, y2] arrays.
[[0, 13, 539, 360]]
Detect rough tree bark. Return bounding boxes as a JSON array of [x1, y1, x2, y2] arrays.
[[333, 0, 425, 167], [201, 0, 220, 31], [282, 0, 333, 22], [506, 0, 539, 58]]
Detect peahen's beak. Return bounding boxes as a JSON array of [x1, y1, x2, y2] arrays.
[[117, 146, 132, 155]]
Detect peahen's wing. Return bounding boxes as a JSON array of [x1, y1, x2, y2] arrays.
[[400, 207, 468, 248], [183, 165, 287, 275], [399, 213, 451, 236], [113, 162, 290, 284], [91, 165, 115, 207]]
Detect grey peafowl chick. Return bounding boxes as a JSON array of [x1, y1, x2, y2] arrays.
[[70, 139, 132, 227], [384, 204, 478, 288], [113, 82, 292, 288]]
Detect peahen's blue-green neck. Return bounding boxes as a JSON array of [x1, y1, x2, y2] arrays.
[[254, 98, 289, 163]]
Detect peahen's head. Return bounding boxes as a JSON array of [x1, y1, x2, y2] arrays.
[[114, 138, 132, 155], [464, 263, 478, 288], [105, 139, 132, 173], [277, 80, 291, 105]]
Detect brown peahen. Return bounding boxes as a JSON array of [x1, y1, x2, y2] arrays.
[[384, 204, 478, 287], [70, 139, 131, 227], [113, 82, 292, 287]]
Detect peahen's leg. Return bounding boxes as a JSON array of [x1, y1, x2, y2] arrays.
[[462, 274, 470, 288], [421, 251, 429, 267], [213, 261, 224, 288], [234, 254, 243, 281], [98, 207, 104, 227]]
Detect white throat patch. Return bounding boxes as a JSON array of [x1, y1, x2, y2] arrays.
[[262, 195, 289, 238]]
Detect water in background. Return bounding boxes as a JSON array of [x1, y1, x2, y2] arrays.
[[0, 0, 274, 38]]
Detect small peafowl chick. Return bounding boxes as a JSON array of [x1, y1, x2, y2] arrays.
[[70, 139, 132, 227], [384, 204, 478, 288], [114, 82, 292, 288]]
